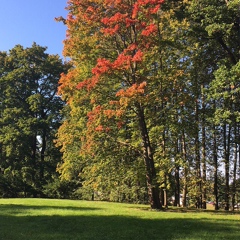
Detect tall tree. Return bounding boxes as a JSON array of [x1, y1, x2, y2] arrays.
[[185, 0, 240, 210], [0, 43, 70, 197], [56, 0, 240, 210], [58, 0, 172, 209]]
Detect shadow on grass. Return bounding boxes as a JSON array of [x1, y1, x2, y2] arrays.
[[0, 204, 99, 215], [126, 205, 240, 215], [0, 204, 239, 240]]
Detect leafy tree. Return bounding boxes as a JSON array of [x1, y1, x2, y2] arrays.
[[56, 0, 240, 210], [0, 43, 70, 197], [187, 0, 240, 210], [57, 0, 173, 209]]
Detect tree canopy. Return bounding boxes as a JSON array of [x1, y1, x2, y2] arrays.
[[0, 43, 70, 197], [1, 0, 239, 211], [56, 0, 240, 210]]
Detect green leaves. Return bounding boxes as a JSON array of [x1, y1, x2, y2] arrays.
[[0, 43, 70, 197], [54, 0, 240, 209]]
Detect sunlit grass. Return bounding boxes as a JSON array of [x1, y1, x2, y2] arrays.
[[0, 198, 239, 240]]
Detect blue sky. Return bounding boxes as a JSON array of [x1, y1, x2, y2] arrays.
[[0, 0, 68, 58]]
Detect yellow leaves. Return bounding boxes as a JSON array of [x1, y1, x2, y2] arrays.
[[158, 9, 189, 42]]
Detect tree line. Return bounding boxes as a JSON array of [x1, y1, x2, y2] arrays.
[[1, 0, 240, 210]]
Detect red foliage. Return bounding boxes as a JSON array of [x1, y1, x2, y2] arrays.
[[101, 12, 127, 25], [132, 50, 143, 62], [101, 12, 128, 35], [64, 0, 165, 134], [141, 23, 158, 36], [117, 121, 124, 129], [125, 18, 138, 27], [102, 25, 120, 35], [133, 0, 164, 18], [113, 53, 131, 69], [92, 58, 113, 75], [76, 75, 100, 91], [87, 105, 102, 122]]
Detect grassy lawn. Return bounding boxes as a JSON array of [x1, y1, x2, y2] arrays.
[[0, 198, 239, 240]]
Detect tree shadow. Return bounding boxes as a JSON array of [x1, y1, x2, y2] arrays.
[[127, 205, 240, 215], [0, 204, 239, 240], [0, 203, 100, 216]]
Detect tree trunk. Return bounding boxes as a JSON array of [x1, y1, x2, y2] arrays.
[[181, 131, 188, 207], [31, 134, 38, 197], [40, 130, 47, 183], [201, 85, 207, 209], [232, 124, 238, 211], [163, 187, 168, 208], [137, 103, 162, 210], [195, 101, 202, 208], [174, 163, 180, 207], [223, 123, 230, 211], [213, 125, 219, 210]]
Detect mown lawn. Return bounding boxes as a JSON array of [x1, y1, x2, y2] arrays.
[[0, 198, 239, 240]]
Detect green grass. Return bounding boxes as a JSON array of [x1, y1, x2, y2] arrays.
[[0, 199, 239, 240]]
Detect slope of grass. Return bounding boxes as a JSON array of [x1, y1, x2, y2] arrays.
[[0, 198, 239, 240]]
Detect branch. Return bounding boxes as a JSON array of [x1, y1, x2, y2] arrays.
[[217, 36, 237, 65], [105, 132, 144, 157]]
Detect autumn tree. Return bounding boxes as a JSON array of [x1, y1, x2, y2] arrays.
[[57, 0, 240, 210], [57, 0, 175, 209]]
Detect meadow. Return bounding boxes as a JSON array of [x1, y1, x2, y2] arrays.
[[0, 198, 239, 240]]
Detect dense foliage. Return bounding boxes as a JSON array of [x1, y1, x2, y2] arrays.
[[56, 0, 240, 210], [0, 43, 71, 197], [1, 0, 239, 211]]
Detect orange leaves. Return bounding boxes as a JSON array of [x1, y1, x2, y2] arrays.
[[95, 125, 105, 131], [100, 0, 164, 36], [149, 4, 161, 14], [101, 12, 128, 35], [92, 58, 112, 75], [125, 18, 138, 27], [132, 3, 140, 19], [141, 23, 158, 36], [127, 43, 138, 51], [77, 47, 145, 92], [95, 46, 144, 71], [76, 75, 99, 91], [105, 0, 123, 6], [101, 12, 127, 25], [132, 0, 164, 19], [58, 67, 78, 100], [86, 6, 95, 13], [115, 82, 148, 108], [132, 50, 144, 62], [138, 0, 164, 5], [113, 53, 132, 69], [86, 104, 124, 133], [104, 109, 124, 118], [60, 0, 166, 149], [103, 24, 120, 35], [116, 82, 147, 98], [87, 105, 102, 123]]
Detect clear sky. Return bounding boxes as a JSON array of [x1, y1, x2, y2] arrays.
[[0, 0, 68, 58]]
